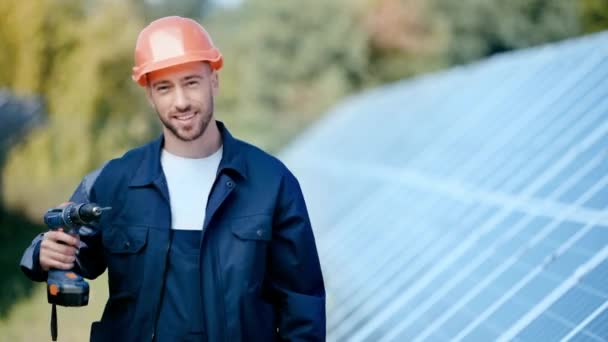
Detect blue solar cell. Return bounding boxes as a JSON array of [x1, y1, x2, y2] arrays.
[[569, 332, 608, 342], [420, 257, 527, 334], [389, 297, 456, 341], [515, 312, 572, 341], [568, 226, 608, 257], [517, 239, 567, 266], [369, 298, 449, 341], [514, 270, 560, 301], [433, 304, 480, 340], [528, 221, 586, 252], [483, 152, 538, 193], [519, 285, 604, 340], [479, 273, 560, 330], [577, 308, 608, 341], [579, 257, 608, 296], [389, 258, 507, 339], [460, 323, 500, 342], [558, 139, 608, 204], [327, 231, 435, 311], [583, 182, 608, 210], [534, 132, 608, 200], [542, 248, 590, 279]]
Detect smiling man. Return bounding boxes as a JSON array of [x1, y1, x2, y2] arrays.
[[148, 62, 219, 155], [20, 16, 326, 342]]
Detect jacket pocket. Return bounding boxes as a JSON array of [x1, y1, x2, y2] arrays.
[[102, 226, 149, 295], [228, 215, 272, 289], [231, 216, 272, 242], [103, 226, 148, 253]]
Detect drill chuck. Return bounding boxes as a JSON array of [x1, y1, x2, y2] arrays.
[[44, 203, 111, 232]]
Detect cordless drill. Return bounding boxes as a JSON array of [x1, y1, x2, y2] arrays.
[[43, 202, 110, 340]]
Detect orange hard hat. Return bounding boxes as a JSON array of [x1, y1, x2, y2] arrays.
[[132, 16, 223, 86]]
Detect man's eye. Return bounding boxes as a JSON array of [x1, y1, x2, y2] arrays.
[[156, 86, 169, 92], [186, 81, 199, 87]]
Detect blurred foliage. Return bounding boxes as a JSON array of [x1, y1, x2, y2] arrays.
[[1, 0, 154, 217], [0, 0, 605, 222], [140, 0, 211, 21], [434, 0, 581, 65], [364, 0, 449, 83], [0, 207, 44, 318], [579, 0, 608, 33]]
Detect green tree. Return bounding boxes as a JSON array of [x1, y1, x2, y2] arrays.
[[434, 0, 581, 65], [579, 0, 608, 33], [1, 0, 154, 217], [362, 0, 449, 83]]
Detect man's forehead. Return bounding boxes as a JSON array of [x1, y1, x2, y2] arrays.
[[147, 62, 210, 84]]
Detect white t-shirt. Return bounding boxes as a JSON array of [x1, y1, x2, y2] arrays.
[[160, 146, 223, 230]]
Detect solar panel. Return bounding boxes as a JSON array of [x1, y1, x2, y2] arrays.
[[0, 90, 44, 153], [280, 31, 608, 341]]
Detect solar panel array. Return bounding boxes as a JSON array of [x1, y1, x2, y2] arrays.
[[280, 31, 608, 341]]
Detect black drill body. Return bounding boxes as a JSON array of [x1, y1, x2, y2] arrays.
[[43, 203, 109, 307]]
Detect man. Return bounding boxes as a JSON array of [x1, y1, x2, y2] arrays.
[[20, 16, 325, 342]]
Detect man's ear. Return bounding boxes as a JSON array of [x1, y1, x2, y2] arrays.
[[211, 70, 219, 97], [145, 85, 156, 108]]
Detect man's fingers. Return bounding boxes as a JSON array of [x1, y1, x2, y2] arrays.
[[44, 230, 79, 247], [40, 213, 80, 271], [41, 239, 78, 257], [45, 249, 77, 264], [40, 258, 74, 271], [40, 245, 76, 262], [39, 249, 76, 271]]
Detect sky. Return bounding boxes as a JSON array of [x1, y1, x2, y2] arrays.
[[215, 0, 242, 8], [145, 0, 243, 9]]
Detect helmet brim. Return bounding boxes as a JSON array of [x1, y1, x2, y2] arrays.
[[132, 49, 223, 87]]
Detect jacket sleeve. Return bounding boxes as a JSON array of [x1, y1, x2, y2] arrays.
[[19, 164, 108, 282], [68, 168, 107, 280], [20, 233, 47, 282], [270, 171, 326, 341]]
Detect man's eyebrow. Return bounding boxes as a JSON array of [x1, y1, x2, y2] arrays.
[[151, 80, 171, 88], [183, 75, 204, 81]]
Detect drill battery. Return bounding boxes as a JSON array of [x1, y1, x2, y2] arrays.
[[47, 270, 90, 306]]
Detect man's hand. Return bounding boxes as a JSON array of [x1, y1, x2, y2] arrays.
[[40, 229, 80, 271]]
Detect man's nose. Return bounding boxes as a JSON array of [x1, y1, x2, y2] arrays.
[[174, 87, 190, 112]]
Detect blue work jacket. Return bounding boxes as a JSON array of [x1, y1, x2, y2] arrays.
[[21, 121, 326, 341]]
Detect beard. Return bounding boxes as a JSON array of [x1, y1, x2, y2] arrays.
[[152, 87, 215, 142], [159, 110, 212, 142]]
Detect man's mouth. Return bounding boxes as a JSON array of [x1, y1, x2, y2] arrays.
[[174, 112, 196, 121]]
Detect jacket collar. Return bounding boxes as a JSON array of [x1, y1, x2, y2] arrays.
[[129, 120, 248, 187]]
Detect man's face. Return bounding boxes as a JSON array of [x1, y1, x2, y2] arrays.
[[146, 61, 218, 142]]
